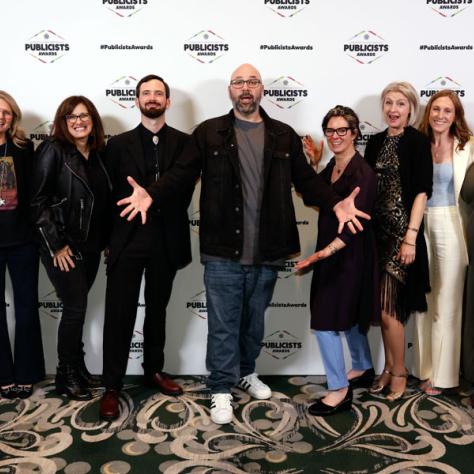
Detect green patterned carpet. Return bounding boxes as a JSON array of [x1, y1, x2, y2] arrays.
[[1, 376, 473, 473]]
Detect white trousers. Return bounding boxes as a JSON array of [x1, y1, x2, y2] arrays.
[[412, 206, 467, 388]]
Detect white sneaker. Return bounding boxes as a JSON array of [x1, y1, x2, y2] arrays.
[[210, 393, 233, 424], [238, 373, 271, 400]]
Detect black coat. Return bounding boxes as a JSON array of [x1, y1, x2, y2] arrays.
[[105, 125, 193, 270], [365, 126, 433, 313], [310, 152, 380, 332], [31, 138, 112, 256], [148, 108, 341, 261]]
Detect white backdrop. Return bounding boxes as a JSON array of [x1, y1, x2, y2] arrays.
[[2, 0, 474, 375]]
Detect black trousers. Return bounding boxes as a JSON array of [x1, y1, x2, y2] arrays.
[[102, 222, 177, 390], [41, 248, 101, 366], [0, 242, 45, 385]]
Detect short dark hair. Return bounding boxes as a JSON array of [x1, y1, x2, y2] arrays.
[[52, 96, 105, 151], [136, 74, 170, 98], [321, 105, 361, 142]]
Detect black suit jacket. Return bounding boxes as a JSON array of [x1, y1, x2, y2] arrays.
[[105, 124, 194, 270]]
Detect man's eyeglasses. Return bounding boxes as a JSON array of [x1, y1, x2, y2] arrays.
[[65, 113, 91, 123], [323, 127, 352, 137], [230, 79, 262, 89]]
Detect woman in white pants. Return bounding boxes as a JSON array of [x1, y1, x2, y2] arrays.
[[413, 89, 474, 394]]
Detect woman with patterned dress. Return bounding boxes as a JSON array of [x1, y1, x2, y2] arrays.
[[413, 90, 474, 394], [365, 82, 432, 401], [297, 106, 379, 416]]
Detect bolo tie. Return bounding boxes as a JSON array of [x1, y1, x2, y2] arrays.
[[152, 135, 159, 182]]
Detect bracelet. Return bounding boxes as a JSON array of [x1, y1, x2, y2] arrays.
[[402, 240, 416, 247], [407, 227, 419, 233]]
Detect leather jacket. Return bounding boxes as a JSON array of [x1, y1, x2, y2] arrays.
[[31, 138, 112, 256], [149, 108, 340, 261]]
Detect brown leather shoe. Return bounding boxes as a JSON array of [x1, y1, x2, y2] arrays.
[[99, 389, 120, 421], [144, 373, 183, 396]]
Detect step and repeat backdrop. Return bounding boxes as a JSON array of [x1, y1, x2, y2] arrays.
[[2, 0, 474, 375]]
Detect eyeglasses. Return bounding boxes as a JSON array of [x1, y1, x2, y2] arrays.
[[230, 79, 262, 89], [323, 127, 352, 137], [65, 113, 91, 123]]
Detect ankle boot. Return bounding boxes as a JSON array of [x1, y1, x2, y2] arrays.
[[78, 359, 103, 389], [55, 364, 92, 401]]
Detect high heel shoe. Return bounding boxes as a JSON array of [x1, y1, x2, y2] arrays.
[[0, 384, 17, 399], [386, 369, 408, 402], [369, 369, 391, 394], [16, 384, 33, 399]]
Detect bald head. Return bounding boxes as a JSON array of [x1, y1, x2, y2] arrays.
[[228, 63, 263, 121], [230, 63, 262, 82]]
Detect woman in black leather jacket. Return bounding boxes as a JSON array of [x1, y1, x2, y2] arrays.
[[31, 96, 111, 400]]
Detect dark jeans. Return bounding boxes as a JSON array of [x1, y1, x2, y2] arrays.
[[204, 261, 278, 394], [103, 223, 177, 390], [0, 242, 45, 385], [41, 249, 101, 366]]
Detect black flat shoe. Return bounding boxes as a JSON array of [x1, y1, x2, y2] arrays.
[[0, 384, 17, 399], [16, 384, 33, 399], [349, 368, 375, 389], [308, 387, 353, 417]]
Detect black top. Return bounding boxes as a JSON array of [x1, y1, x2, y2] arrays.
[[0, 140, 35, 247], [310, 152, 380, 332], [81, 150, 111, 253], [139, 123, 167, 186]]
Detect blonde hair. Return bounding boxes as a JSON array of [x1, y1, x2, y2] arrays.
[[0, 90, 28, 148], [381, 81, 420, 127]]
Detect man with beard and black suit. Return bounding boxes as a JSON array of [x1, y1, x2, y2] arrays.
[[99, 75, 194, 421]]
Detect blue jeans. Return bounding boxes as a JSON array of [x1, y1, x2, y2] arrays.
[[315, 325, 373, 390], [204, 261, 278, 394]]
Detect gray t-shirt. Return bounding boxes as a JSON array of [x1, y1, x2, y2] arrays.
[[235, 117, 265, 264]]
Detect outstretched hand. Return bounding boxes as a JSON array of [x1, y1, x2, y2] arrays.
[[333, 186, 370, 234], [117, 176, 153, 224], [302, 135, 324, 169]]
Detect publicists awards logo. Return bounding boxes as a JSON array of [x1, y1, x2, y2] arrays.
[[278, 260, 298, 279], [29, 121, 53, 145], [103, 0, 148, 18], [186, 290, 207, 319], [420, 76, 466, 99], [426, 0, 471, 17], [344, 30, 389, 64], [264, 76, 308, 109], [25, 30, 70, 64], [189, 209, 200, 235], [264, 0, 310, 18], [105, 76, 137, 109], [38, 289, 63, 320], [183, 30, 229, 64], [129, 330, 144, 359], [359, 121, 381, 147], [261, 330, 302, 360]]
